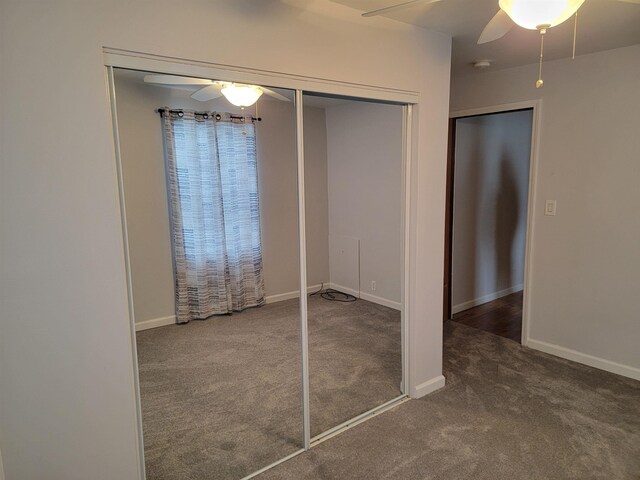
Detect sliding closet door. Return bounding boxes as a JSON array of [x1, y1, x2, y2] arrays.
[[301, 92, 405, 438], [112, 68, 304, 479]]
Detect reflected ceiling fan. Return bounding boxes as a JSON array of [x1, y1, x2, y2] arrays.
[[143, 75, 291, 107], [363, 0, 640, 87]]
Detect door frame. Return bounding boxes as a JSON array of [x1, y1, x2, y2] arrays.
[[104, 48, 418, 480], [446, 100, 542, 346]]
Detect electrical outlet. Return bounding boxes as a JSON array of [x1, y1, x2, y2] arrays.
[[545, 200, 557, 216], [371, 281, 376, 292]]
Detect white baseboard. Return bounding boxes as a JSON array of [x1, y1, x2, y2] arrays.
[[135, 285, 324, 331], [527, 339, 640, 381], [135, 315, 176, 331], [359, 292, 401, 311], [410, 375, 446, 399], [329, 283, 401, 311], [328, 282, 359, 298], [452, 284, 523, 315], [265, 284, 324, 304], [134, 282, 401, 331]]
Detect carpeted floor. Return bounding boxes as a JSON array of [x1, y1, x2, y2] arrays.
[[306, 294, 402, 436], [136, 296, 401, 480], [259, 321, 640, 479]]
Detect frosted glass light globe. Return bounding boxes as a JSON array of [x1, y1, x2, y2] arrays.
[[221, 84, 263, 107], [499, 0, 585, 29]]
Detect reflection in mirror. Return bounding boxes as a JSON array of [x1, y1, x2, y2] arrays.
[[302, 93, 404, 437], [112, 68, 302, 479]]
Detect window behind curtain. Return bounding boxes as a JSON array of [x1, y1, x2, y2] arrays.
[[162, 110, 264, 323]]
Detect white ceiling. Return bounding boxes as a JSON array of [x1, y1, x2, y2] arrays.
[[329, 0, 640, 75]]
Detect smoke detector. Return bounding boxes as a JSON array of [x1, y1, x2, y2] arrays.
[[473, 60, 492, 69]]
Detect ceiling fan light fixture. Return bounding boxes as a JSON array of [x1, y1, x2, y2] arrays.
[[221, 84, 263, 107], [498, 0, 584, 29]]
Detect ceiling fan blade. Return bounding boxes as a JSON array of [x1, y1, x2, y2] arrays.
[[144, 74, 213, 86], [260, 88, 292, 102], [615, 0, 640, 3], [190, 85, 223, 102], [362, 0, 441, 17], [478, 9, 515, 44]]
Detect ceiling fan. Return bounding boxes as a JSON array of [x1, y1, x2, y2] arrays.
[[363, 0, 640, 87], [143, 75, 291, 107]]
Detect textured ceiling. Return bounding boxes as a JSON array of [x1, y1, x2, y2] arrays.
[[329, 0, 640, 75]]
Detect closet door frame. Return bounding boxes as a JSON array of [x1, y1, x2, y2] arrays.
[[104, 48, 417, 480]]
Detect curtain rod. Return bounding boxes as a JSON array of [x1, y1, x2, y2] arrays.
[[156, 108, 261, 122]]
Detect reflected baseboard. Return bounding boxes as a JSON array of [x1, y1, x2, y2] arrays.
[[265, 284, 324, 304], [134, 285, 325, 332], [135, 315, 176, 331], [328, 283, 401, 311], [134, 281, 401, 332]]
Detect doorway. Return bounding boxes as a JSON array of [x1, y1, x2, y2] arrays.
[[444, 105, 538, 344]]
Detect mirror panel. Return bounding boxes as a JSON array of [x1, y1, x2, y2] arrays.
[[111, 67, 409, 478], [302, 92, 405, 437], [113, 68, 302, 479]]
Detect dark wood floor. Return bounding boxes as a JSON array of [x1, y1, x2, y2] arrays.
[[451, 291, 523, 342]]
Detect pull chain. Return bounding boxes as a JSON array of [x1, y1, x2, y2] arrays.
[[572, 11, 578, 59], [240, 105, 248, 136], [536, 27, 548, 89]]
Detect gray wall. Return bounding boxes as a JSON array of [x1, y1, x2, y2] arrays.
[[452, 110, 532, 311], [114, 71, 330, 324], [451, 44, 640, 376], [303, 107, 331, 291], [0, 1, 451, 477], [324, 102, 403, 305]]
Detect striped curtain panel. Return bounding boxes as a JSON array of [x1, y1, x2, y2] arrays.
[[162, 110, 265, 323]]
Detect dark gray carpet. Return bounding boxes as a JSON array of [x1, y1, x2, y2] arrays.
[[259, 321, 640, 479], [307, 295, 402, 436], [136, 296, 401, 479]]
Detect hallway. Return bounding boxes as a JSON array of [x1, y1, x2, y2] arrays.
[[452, 291, 522, 342]]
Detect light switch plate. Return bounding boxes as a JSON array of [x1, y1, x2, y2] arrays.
[[545, 200, 557, 216]]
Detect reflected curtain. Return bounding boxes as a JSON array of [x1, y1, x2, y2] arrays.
[[162, 110, 264, 323]]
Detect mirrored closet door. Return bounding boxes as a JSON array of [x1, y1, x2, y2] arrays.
[[109, 62, 411, 479], [302, 92, 405, 438], [112, 68, 303, 479]]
